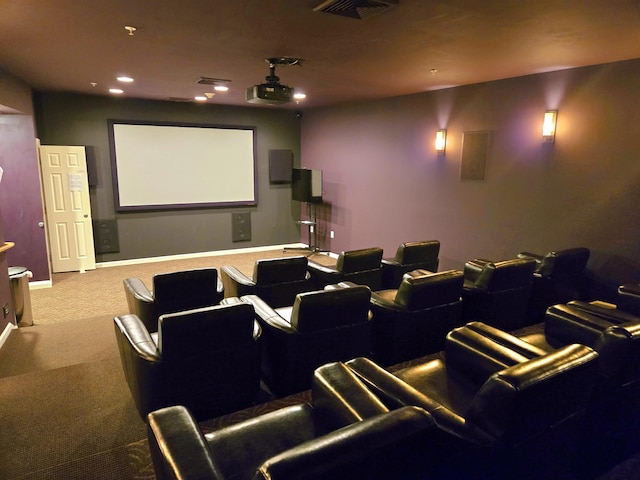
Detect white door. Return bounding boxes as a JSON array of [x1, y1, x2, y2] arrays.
[[38, 145, 96, 273]]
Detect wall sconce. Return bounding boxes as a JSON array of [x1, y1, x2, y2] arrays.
[[542, 110, 557, 142], [435, 129, 447, 155]]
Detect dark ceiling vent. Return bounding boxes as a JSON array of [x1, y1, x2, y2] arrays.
[[196, 77, 231, 86], [313, 0, 398, 19], [166, 97, 193, 102]]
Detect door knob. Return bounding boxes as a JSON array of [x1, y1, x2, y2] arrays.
[[38, 222, 45, 228]]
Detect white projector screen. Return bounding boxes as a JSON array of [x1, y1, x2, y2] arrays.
[[108, 120, 257, 211]]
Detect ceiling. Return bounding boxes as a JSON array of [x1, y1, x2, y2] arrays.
[[1, 0, 640, 110]]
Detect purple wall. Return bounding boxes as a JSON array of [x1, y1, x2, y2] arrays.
[[0, 70, 50, 283], [302, 59, 640, 300]]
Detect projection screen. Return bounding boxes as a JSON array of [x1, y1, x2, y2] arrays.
[[108, 120, 257, 211]]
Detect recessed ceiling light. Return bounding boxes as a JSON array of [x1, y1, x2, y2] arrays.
[[117, 76, 134, 83], [293, 92, 306, 100], [214, 85, 229, 92], [194, 96, 207, 102], [109, 88, 124, 94]]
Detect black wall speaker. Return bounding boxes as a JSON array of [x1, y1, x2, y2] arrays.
[[292, 168, 323, 203], [269, 149, 293, 184]]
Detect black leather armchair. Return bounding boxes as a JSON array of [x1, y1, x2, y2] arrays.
[[147, 362, 438, 480], [464, 308, 640, 476], [369, 269, 464, 365], [518, 247, 591, 323], [240, 282, 373, 396], [307, 247, 384, 290], [220, 255, 313, 308], [123, 268, 224, 332], [346, 337, 599, 479], [114, 302, 262, 420], [461, 257, 536, 331], [380, 240, 440, 289]]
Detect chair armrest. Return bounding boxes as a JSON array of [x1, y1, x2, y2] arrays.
[[307, 260, 339, 275], [345, 357, 440, 411], [445, 322, 546, 386], [219, 296, 244, 305], [147, 406, 220, 480], [345, 358, 465, 439], [220, 265, 255, 298], [113, 314, 160, 362], [545, 304, 617, 346], [463, 259, 490, 285], [567, 300, 639, 325], [518, 251, 544, 262], [381, 258, 401, 267], [324, 281, 361, 290], [123, 278, 158, 331], [255, 406, 434, 480], [241, 294, 295, 332], [370, 290, 401, 310], [311, 362, 388, 429]]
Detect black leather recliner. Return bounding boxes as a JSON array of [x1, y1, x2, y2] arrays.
[[147, 362, 438, 480], [380, 240, 440, 289], [114, 302, 262, 420], [220, 255, 314, 308], [455, 309, 640, 476], [346, 336, 599, 479], [369, 268, 464, 365], [518, 247, 591, 323], [239, 282, 373, 396], [307, 247, 384, 290], [461, 257, 536, 331], [123, 268, 224, 332]]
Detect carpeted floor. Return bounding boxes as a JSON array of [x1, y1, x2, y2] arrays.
[[1, 246, 639, 479], [0, 247, 333, 480]]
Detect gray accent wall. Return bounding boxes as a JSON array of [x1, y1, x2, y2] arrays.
[[301, 59, 640, 300], [34, 93, 304, 262]]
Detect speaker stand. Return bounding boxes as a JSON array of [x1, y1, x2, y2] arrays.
[[284, 202, 326, 256]]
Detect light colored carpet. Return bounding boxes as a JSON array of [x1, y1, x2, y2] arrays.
[[30, 247, 335, 325], [0, 247, 336, 480]]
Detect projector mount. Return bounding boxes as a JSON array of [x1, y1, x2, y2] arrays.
[[264, 57, 303, 86]]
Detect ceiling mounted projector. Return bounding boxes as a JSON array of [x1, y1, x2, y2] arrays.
[[246, 57, 303, 105]]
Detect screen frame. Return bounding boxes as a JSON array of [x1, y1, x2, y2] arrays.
[[108, 119, 258, 212]]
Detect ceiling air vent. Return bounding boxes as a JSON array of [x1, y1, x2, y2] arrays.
[[313, 0, 398, 19], [166, 97, 193, 102], [196, 77, 231, 86]]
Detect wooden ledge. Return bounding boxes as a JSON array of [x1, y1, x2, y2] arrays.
[[0, 242, 15, 254]]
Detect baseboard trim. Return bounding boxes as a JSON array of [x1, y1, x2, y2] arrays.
[[29, 279, 53, 291], [0, 322, 17, 350], [96, 243, 310, 269]]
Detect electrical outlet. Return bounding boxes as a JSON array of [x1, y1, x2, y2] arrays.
[[2, 304, 9, 318], [330, 230, 335, 238], [310, 226, 314, 233]]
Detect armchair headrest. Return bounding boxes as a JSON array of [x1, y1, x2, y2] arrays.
[[158, 302, 256, 360], [292, 285, 371, 333], [253, 256, 308, 285], [394, 240, 440, 265], [466, 343, 598, 445], [336, 248, 383, 274], [394, 269, 463, 310], [153, 268, 220, 313], [467, 258, 536, 291], [535, 248, 590, 277]]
